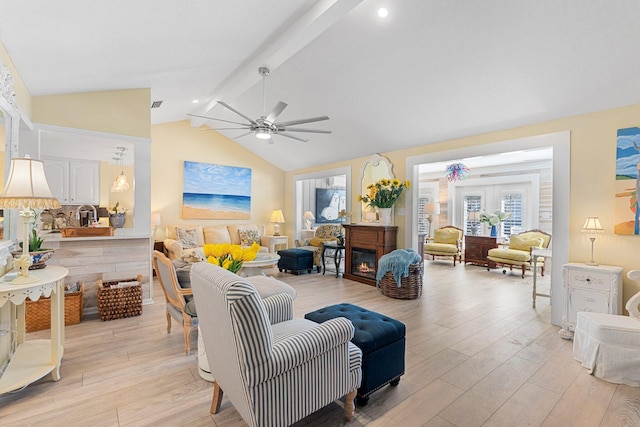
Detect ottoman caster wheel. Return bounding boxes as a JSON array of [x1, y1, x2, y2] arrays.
[[355, 396, 369, 407], [502, 270, 507, 274], [390, 378, 400, 386]]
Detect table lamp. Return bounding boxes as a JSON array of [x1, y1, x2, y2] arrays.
[[424, 202, 441, 237], [582, 216, 604, 266], [468, 211, 480, 235], [270, 209, 285, 236], [0, 156, 60, 284], [303, 211, 315, 230]]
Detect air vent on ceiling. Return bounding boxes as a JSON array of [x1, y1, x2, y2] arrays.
[[151, 100, 163, 109]]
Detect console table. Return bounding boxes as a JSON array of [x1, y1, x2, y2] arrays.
[[343, 224, 397, 286], [0, 265, 69, 394]]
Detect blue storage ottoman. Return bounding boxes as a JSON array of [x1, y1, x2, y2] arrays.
[[304, 303, 406, 406], [277, 248, 314, 275]]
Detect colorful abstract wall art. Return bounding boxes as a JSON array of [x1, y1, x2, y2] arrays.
[[182, 161, 251, 220], [614, 127, 640, 235]]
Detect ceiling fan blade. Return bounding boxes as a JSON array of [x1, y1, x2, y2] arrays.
[[218, 101, 258, 125], [186, 113, 249, 126], [200, 127, 251, 131], [265, 101, 288, 123], [278, 132, 309, 142], [187, 113, 248, 127], [278, 127, 332, 134], [233, 131, 254, 139], [276, 116, 330, 127]]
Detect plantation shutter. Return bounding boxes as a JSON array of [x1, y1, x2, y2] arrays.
[[501, 192, 523, 235]]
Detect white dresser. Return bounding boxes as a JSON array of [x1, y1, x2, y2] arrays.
[[560, 263, 623, 339]]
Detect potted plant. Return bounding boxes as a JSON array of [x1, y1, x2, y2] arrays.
[[109, 201, 127, 228], [13, 228, 55, 270]]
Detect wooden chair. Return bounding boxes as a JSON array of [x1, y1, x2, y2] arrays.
[[486, 229, 552, 278], [424, 226, 463, 266], [152, 250, 198, 355]]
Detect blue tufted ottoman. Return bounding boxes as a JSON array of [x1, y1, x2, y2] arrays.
[[277, 248, 314, 275], [305, 303, 405, 406]]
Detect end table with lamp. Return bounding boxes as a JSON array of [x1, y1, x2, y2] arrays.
[[322, 241, 345, 278]]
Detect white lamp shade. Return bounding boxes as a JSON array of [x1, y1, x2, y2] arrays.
[[0, 156, 60, 209], [270, 209, 285, 223], [468, 211, 480, 221], [151, 213, 161, 226], [582, 217, 604, 233], [303, 211, 315, 220], [424, 202, 441, 215]]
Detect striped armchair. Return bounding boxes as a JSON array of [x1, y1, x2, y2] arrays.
[[191, 262, 362, 426]]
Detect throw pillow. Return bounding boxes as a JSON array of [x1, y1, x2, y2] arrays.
[[509, 235, 543, 252], [309, 237, 337, 247], [239, 229, 261, 246], [176, 227, 199, 249]]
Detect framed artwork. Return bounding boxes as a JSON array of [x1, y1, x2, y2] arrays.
[[614, 127, 640, 235], [315, 188, 346, 223], [182, 161, 251, 220]]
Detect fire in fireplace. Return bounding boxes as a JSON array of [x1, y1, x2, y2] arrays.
[[351, 247, 376, 280]]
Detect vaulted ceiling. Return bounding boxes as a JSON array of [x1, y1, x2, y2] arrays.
[[1, 1, 639, 171]]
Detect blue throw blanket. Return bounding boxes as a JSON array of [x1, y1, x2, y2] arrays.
[[376, 249, 422, 287]]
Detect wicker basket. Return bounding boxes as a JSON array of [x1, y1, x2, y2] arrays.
[[26, 283, 84, 332], [379, 262, 423, 299], [97, 275, 143, 321]]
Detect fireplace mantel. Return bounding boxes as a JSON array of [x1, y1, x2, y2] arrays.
[[343, 224, 397, 286]]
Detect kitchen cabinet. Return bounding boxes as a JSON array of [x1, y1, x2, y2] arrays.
[[43, 158, 99, 205], [559, 262, 623, 339]]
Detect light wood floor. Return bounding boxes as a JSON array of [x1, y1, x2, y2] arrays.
[[1, 261, 639, 426]]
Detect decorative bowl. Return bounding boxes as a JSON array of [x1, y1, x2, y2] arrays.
[[11, 249, 55, 270]]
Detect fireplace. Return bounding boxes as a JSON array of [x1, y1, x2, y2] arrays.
[[351, 247, 377, 280], [343, 224, 397, 286]]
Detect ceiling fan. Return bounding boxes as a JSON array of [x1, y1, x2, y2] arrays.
[[188, 67, 331, 143]]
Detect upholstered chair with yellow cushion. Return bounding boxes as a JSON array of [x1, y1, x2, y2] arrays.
[[295, 224, 345, 271], [486, 229, 552, 278], [424, 226, 463, 266]]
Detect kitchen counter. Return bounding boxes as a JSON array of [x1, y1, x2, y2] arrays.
[[42, 232, 153, 313]]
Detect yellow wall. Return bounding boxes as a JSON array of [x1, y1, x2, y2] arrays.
[[32, 89, 151, 138], [286, 103, 640, 304], [150, 120, 285, 240]]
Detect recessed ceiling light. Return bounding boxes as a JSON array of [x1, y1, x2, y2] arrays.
[[378, 8, 388, 18], [192, 99, 199, 104]]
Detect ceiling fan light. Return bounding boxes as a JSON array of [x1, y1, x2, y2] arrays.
[[255, 129, 272, 139]]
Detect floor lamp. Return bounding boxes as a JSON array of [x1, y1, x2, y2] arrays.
[[582, 216, 604, 266], [0, 156, 60, 284], [424, 202, 441, 237]]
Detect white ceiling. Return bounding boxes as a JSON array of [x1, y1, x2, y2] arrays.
[[1, 1, 639, 171]]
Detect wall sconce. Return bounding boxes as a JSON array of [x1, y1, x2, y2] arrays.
[[582, 217, 604, 265], [270, 210, 285, 236], [111, 147, 130, 192], [303, 211, 315, 230]]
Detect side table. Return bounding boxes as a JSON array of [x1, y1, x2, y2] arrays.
[[464, 235, 499, 267], [263, 235, 289, 253], [531, 248, 552, 308], [322, 242, 345, 278], [0, 265, 69, 394]]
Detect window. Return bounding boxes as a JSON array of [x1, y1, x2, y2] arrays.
[[501, 192, 524, 236], [417, 198, 429, 233]]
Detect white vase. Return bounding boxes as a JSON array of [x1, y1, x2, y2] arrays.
[[378, 207, 393, 226]]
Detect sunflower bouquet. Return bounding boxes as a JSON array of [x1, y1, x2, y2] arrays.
[[203, 242, 261, 274], [358, 178, 410, 209]]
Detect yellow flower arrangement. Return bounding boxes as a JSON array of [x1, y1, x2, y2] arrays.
[[358, 178, 410, 209], [203, 242, 261, 274]]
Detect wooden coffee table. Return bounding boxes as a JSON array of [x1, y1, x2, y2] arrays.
[[239, 254, 281, 277]]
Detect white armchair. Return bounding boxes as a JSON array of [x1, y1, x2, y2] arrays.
[[191, 262, 362, 426]]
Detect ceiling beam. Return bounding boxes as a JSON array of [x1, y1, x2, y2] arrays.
[[189, 0, 364, 128]]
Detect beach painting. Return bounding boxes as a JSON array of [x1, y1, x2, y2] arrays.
[[182, 161, 251, 220], [614, 127, 640, 235]]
